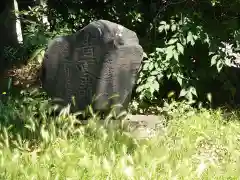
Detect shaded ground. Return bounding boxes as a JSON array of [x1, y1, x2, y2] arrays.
[[81, 114, 167, 139], [0, 60, 41, 96]]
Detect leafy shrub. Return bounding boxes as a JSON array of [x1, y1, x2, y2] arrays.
[[16, 5, 72, 63], [136, 14, 238, 107]]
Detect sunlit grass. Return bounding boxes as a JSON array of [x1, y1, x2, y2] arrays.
[[0, 91, 240, 179]]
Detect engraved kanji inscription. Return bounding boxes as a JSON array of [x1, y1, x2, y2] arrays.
[[58, 49, 98, 108], [83, 47, 94, 57], [64, 64, 73, 101], [76, 46, 94, 58], [41, 20, 144, 112], [76, 74, 95, 99]]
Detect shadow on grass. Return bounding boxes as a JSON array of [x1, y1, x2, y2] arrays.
[[0, 88, 84, 152], [0, 87, 132, 152]]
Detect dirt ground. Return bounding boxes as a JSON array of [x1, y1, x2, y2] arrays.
[[0, 61, 41, 96]]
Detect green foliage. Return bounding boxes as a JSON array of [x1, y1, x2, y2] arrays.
[[19, 5, 70, 45], [15, 5, 72, 63], [136, 14, 238, 106]]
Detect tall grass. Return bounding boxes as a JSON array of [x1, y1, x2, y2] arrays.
[[0, 89, 240, 179]]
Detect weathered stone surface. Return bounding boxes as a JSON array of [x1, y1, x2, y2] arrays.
[[41, 20, 143, 113], [80, 114, 167, 140]]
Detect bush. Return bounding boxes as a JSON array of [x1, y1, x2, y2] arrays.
[[136, 12, 239, 107]]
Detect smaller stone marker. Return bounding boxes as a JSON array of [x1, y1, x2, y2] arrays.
[[40, 20, 143, 113]]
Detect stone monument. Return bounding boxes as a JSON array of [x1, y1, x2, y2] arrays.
[[40, 20, 143, 113]]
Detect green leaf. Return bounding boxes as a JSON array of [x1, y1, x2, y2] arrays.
[[154, 62, 159, 69], [190, 86, 197, 97], [136, 85, 144, 93], [179, 35, 187, 46], [193, 35, 199, 40], [211, 0, 220, 6], [176, 43, 184, 54], [166, 51, 173, 61], [149, 52, 155, 56], [143, 52, 148, 58], [187, 31, 193, 42], [158, 25, 165, 33], [168, 91, 175, 98], [209, 51, 215, 56], [152, 81, 160, 91], [148, 62, 154, 71], [147, 76, 155, 82], [203, 33, 210, 46], [165, 24, 170, 31], [144, 89, 152, 100], [156, 48, 164, 53], [211, 54, 219, 66], [151, 69, 160, 76], [190, 41, 195, 46], [160, 21, 166, 25], [179, 89, 188, 97], [224, 58, 232, 67], [166, 45, 175, 51], [157, 73, 164, 80], [187, 31, 195, 46], [142, 63, 149, 71], [207, 93, 212, 103], [165, 45, 175, 60], [216, 60, 223, 72], [177, 76, 183, 86], [171, 24, 177, 31], [167, 73, 171, 79], [173, 49, 179, 61], [167, 38, 178, 45]]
